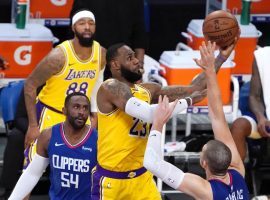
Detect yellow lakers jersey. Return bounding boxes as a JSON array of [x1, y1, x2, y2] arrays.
[[38, 40, 101, 111], [98, 84, 152, 172]]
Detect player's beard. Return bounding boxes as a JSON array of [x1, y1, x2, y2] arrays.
[[74, 29, 95, 47], [67, 113, 87, 130], [121, 66, 142, 83]]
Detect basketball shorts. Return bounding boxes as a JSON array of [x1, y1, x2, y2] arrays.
[[23, 100, 90, 169], [91, 164, 161, 200]]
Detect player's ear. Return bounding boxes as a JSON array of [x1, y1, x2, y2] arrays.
[[202, 160, 207, 168], [62, 107, 67, 115], [111, 59, 120, 70], [71, 25, 75, 33]]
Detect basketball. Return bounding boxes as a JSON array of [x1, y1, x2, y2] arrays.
[[203, 10, 239, 48]]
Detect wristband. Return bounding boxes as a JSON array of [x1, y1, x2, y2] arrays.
[[185, 97, 192, 106], [216, 54, 227, 63]]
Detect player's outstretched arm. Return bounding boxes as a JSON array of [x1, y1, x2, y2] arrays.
[[195, 41, 245, 176], [8, 129, 51, 200], [142, 38, 237, 104], [144, 95, 211, 199], [98, 79, 198, 123]]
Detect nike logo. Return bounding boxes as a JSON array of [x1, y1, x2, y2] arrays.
[[55, 142, 65, 147], [150, 134, 157, 137]]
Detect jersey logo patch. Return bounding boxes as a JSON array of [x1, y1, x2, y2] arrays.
[[82, 146, 92, 152], [55, 142, 65, 147]]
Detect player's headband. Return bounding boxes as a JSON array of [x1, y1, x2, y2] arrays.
[[72, 10, 95, 25]]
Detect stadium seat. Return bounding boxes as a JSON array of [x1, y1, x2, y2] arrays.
[[0, 80, 24, 133], [239, 81, 270, 196]]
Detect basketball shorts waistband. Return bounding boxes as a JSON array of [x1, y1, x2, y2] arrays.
[[37, 100, 63, 114], [96, 164, 147, 179]]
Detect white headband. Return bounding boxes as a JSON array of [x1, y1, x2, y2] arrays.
[[72, 10, 95, 25]]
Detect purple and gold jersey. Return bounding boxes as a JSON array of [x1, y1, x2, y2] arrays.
[[38, 40, 101, 112], [97, 83, 151, 172]]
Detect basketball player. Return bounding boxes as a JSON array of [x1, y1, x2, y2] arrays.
[[9, 92, 97, 200], [24, 9, 105, 169], [144, 41, 249, 200], [92, 39, 237, 199], [231, 47, 270, 161]]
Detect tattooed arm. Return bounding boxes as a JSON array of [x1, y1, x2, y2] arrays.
[[24, 47, 65, 147], [142, 40, 237, 104], [98, 79, 192, 123], [97, 79, 133, 113]]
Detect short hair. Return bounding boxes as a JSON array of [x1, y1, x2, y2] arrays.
[[203, 140, 232, 175], [64, 92, 90, 108], [104, 43, 125, 80]]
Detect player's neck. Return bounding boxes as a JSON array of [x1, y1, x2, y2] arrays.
[[63, 122, 90, 145], [117, 76, 136, 87], [208, 172, 230, 184], [71, 39, 93, 60]]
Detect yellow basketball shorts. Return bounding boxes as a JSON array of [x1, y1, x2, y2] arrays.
[[91, 164, 161, 200]]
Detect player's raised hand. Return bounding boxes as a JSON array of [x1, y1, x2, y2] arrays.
[[152, 95, 177, 131], [194, 41, 216, 73]]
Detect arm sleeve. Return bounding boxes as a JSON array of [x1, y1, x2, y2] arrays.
[[125, 97, 188, 123], [144, 130, 185, 189], [90, 67, 104, 113], [8, 154, 49, 200]]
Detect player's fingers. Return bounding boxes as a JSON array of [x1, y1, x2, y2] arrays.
[[201, 42, 208, 55], [158, 95, 162, 104], [211, 42, 216, 52], [199, 46, 207, 61], [207, 40, 212, 53], [164, 95, 169, 110]]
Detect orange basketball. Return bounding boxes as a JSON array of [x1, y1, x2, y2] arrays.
[[203, 10, 239, 48]]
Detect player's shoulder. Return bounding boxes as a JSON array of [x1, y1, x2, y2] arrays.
[[101, 78, 126, 91], [40, 127, 53, 139], [37, 127, 53, 149], [45, 46, 66, 68]]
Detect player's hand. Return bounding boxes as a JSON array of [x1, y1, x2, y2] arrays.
[[257, 118, 270, 138], [152, 95, 177, 131], [194, 41, 216, 73], [24, 125, 40, 148], [190, 89, 207, 105], [219, 29, 240, 60]]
